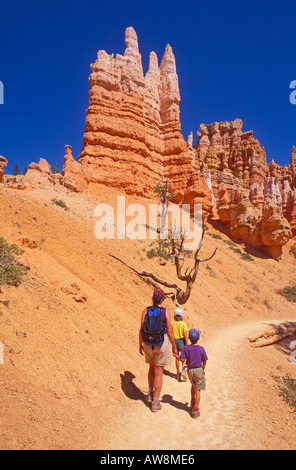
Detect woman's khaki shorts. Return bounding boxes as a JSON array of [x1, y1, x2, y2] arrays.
[[143, 334, 172, 367], [187, 367, 206, 390]]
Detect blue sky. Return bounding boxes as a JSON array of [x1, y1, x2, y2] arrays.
[[0, 0, 295, 174]]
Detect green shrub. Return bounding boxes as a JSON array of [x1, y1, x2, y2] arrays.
[[208, 233, 222, 240], [278, 285, 296, 302], [273, 374, 296, 412], [146, 239, 172, 261], [289, 244, 296, 259], [223, 239, 237, 247], [230, 246, 242, 254], [0, 237, 27, 286], [51, 198, 69, 211], [241, 252, 254, 262], [229, 245, 254, 262]]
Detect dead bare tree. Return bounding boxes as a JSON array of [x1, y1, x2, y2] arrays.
[[109, 222, 217, 305], [109, 180, 216, 305], [170, 224, 217, 304]]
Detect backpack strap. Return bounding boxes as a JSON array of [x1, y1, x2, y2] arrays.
[[147, 306, 165, 320], [161, 307, 167, 332]]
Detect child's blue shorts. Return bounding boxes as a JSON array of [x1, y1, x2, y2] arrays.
[[175, 338, 185, 352]]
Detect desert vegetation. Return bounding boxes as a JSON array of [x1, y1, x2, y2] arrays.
[[0, 237, 27, 287]]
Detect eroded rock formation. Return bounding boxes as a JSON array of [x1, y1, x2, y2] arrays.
[[195, 118, 267, 181], [61, 27, 295, 258], [7, 157, 80, 192], [0, 156, 8, 183], [194, 120, 295, 257], [8, 27, 293, 259], [63, 27, 213, 215]]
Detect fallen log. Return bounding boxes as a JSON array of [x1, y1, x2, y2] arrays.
[[248, 329, 279, 343], [248, 328, 296, 344], [252, 332, 289, 348]]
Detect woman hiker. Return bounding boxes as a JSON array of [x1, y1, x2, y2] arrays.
[[139, 288, 178, 412]]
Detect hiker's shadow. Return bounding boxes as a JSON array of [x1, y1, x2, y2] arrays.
[[120, 370, 149, 408], [162, 394, 190, 414], [163, 369, 176, 379], [120, 370, 190, 414]]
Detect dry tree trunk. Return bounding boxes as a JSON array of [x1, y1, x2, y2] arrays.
[[109, 223, 217, 305], [248, 329, 279, 343], [251, 333, 289, 348], [248, 328, 296, 348], [169, 227, 217, 304]]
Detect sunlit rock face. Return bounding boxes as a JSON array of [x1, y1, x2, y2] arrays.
[[63, 27, 212, 216], [194, 120, 295, 257]]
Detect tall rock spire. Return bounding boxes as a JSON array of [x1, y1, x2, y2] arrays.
[[144, 51, 160, 125], [160, 44, 177, 74], [159, 43, 181, 128], [124, 26, 140, 56], [123, 26, 144, 81], [64, 27, 212, 216], [148, 50, 159, 71]]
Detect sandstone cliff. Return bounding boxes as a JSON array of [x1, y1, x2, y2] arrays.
[[193, 120, 295, 258], [63, 27, 213, 214], [6, 27, 294, 259], [61, 27, 295, 258]]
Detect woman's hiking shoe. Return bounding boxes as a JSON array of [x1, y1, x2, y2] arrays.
[[151, 400, 162, 412], [177, 372, 181, 382], [147, 391, 153, 404]]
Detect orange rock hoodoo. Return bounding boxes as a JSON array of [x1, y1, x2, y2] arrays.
[[193, 120, 296, 257], [61, 27, 295, 258], [63, 26, 213, 214], [1, 28, 293, 258], [0, 156, 8, 183]]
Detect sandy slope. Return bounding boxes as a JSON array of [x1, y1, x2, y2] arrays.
[[0, 184, 295, 450]]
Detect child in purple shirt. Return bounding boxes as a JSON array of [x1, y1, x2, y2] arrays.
[[174, 328, 208, 418]]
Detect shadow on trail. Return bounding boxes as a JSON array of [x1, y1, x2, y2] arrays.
[[162, 394, 190, 414], [120, 370, 191, 414], [163, 369, 176, 379], [120, 370, 149, 407], [264, 321, 296, 359]]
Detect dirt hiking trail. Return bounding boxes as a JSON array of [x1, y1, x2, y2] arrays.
[[108, 319, 296, 451]]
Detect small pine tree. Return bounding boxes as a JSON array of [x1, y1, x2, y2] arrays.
[[52, 163, 62, 174], [13, 164, 20, 176], [52, 163, 59, 174]]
